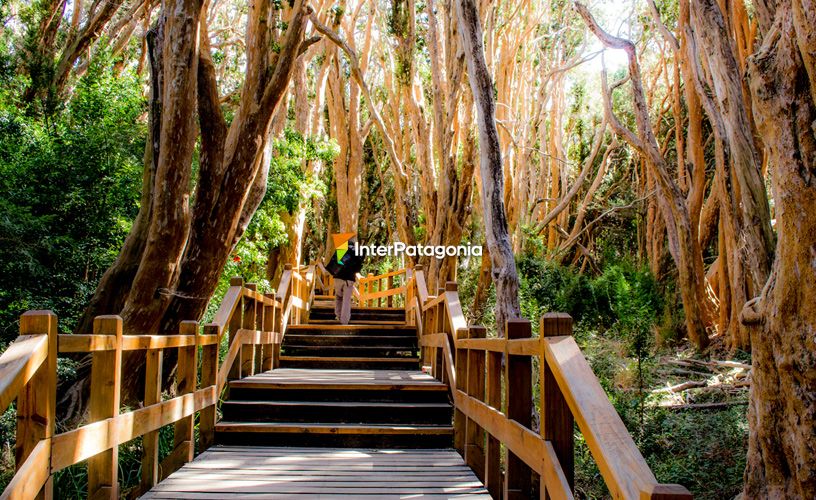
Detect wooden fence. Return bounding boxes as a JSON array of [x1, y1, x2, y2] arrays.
[[406, 265, 693, 500], [0, 264, 312, 499]]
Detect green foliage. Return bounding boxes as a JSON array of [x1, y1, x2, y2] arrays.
[[0, 60, 145, 340], [517, 254, 662, 335], [203, 129, 336, 323]]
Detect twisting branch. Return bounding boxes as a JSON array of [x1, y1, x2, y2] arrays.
[[535, 117, 608, 235], [308, 12, 408, 183]]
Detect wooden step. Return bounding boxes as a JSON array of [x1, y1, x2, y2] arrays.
[[282, 334, 417, 347], [279, 355, 420, 370], [214, 422, 454, 448], [220, 400, 452, 425], [281, 345, 418, 358], [144, 447, 490, 498], [307, 318, 407, 325], [309, 306, 406, 322], [286, 324, 417, 337], [228, 369, 450, 403]]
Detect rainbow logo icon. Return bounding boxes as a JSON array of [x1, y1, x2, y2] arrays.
[[332, 233, 356, 264]]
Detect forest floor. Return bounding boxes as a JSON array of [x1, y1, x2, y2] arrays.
[[573, 333, 749, 499]]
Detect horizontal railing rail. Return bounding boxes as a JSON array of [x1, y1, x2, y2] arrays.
[[406, 266, 692, 500], [358, 268, 407, 307], [0, 263, 314, 499]]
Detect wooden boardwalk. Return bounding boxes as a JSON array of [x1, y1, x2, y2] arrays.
[[143, 446, 491, 499]]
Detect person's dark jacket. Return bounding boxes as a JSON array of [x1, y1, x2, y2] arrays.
[[326, 243, 364, 281]]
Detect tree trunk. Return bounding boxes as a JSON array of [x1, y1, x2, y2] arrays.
[[741, 3, 816, 496], [454, 0, 521, 333], [577, 2, 712, 349]]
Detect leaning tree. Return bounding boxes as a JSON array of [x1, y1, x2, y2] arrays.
[[63, 0, 314, 420]]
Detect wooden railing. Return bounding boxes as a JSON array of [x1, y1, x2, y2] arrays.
[[314, 264, 407, 308], [358, 268, 407, 307], [0, 263, 312, 499], [406, 265, 693, 500]]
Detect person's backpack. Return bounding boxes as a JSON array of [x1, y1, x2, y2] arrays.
[[325, 244, 364, 279], [325, 252, 343, 277]]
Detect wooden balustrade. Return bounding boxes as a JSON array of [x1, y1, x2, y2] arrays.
[[0, 265, 313, 499], [358, 268, 407, 307], [407, 269, 693, 500], [0, 264, 695, 499]]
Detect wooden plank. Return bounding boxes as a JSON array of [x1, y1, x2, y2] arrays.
[[0, 335, 48, 412], [14, 310, 57, 500], [261, 296, 276, 372], [165, 321, 197, 478], [544, 335, 658, 500], [505, 319, 533, 500], [198, 325, 218, 452], [541, 313, 575, 498], [1, 439, 51, 500], [465, 326, 486, 481], [51, 386, 217, 472], [639, 484, 694, 499], [455, 391, 572, 498], [230, 368, 445, 389], [146, 446, 490, 498], [485, 349, 503, 499], [208, 285, 243, 334], [444, 290, 467, 334], [140, 348, 163, 493], [88, 315, 122, 499], [456, 337, 506, 352], [507, 337, 541, 356], [228, 281, 244, 381], [454, 329, 468, 455], [121, 335, 200, 350], [214, 423, 453, 435], [240, 286, 257, 378], [217, 330, 245, 395], [57, 334, 116, 352]]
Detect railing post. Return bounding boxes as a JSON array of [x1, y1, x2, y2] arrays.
[[366, 273, 373, 307], [169, 320, 197, 472], [505, 319, 534, 500], [262, 293, 276, 372], [228, 276, 244, 381], [17, 310, 57, 500], [88, 315, 122, 499], [387, 274, 394, 307], [453, 328, 469, 455], [254, 288, 265, 373], [465, 325, 486, 481], [140, 344, 163, 493], [199, 324, 218, 452], [485, 337, 503, 499], [540, 313, 575, 497], [271, 290, 282, 369], [241, 283, 257, 377]]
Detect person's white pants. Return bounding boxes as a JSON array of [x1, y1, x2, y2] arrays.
[[334, 279, 355, 325]]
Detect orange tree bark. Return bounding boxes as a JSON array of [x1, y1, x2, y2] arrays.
[[455, 0, 521, 333], [740, 2, 816, 496], [160, 1, 312, 333], [686, 0, 775, 348], [65, 1, 312, 421], [577, 2, 712, 349]]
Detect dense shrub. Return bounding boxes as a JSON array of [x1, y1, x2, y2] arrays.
[[0, 61, 145, 341]]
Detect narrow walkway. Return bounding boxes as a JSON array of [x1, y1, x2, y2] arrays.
[[144, 446, 489, 498], [145, 301, 490, 498]]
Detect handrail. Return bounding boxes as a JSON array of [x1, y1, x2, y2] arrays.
[[0, 262, 315, 499], [0, 334, 49, 412], [407, 268, 693, 500], [358, 268, 407, 307]]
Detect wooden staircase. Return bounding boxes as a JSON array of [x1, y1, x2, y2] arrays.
[[0, 264, 693, 499], [214, 304, 454, 449]]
